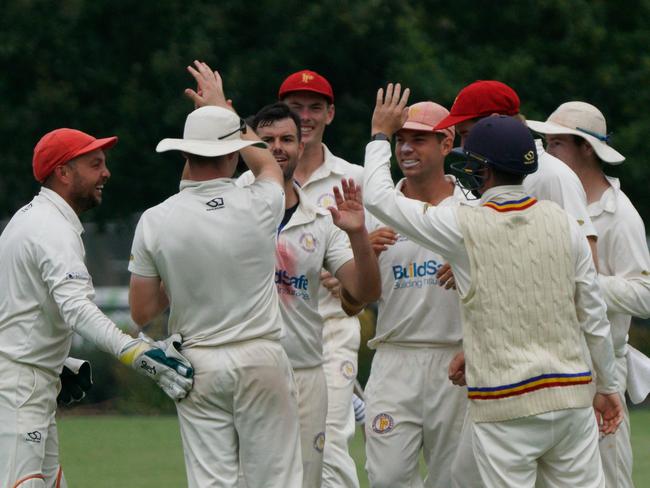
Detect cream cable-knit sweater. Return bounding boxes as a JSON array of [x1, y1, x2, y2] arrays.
[[458, 197, 593, 422]]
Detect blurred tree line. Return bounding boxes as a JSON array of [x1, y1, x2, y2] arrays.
[[2, 0, 650, 223]]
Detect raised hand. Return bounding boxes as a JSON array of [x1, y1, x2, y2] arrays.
[[371, 83, 410, 138], [369, 227, 397, 256], [329, 178, 366, 234], [184, 60, 233, 111]]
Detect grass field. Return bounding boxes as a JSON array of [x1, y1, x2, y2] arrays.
[[59, 409, 650, 487]]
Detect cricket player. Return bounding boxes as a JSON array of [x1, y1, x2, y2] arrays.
[[527, 101, 650, 488], [128, 61, 302, 488], [0, 128, 193, 488], [238, 102, 380, 487], [279, 69, 364, 488], [362, 84, 624, 487], [362, 101, 468, 488]]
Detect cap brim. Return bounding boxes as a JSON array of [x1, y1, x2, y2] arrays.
[[526, 120, 625, 164], [70, 136, 118, 159], [402, 121, 436, 132], [279, 87, 333, 104], [156, 138, 267, 157], [433, 113, 479, 131]]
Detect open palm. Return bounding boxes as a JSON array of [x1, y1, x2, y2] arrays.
[[329, 178, 365, 233]]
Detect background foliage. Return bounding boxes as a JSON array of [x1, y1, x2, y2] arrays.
[[2, 0, 650, 222]]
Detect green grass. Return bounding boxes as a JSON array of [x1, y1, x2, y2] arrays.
[[59, 410, 650, 487]]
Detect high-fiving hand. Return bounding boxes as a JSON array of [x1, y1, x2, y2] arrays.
[[371, 83, 411, 138], [184, 60, 234, 112], [329, 178, 366, 234]]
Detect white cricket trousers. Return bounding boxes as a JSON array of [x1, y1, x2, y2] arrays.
[[176, 339, 303, 488], [321, 315, 360, 488], [364, 344, 467, 488], [0, 356, 67, 488], [599, 356, 633, 488], [294, 366, 328, 488], [473, 407, 604, 488]]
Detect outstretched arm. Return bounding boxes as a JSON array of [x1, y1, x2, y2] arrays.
[[330, 178, 381, 304], [184, 60, 282, 185]]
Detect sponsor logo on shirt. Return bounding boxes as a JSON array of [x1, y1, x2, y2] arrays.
[[275, 269, 310, 300], [205, 197, 225, 211], [66, 271, 90, 281], [391, 259, 443, 289], [25, 431, 42, 443], [20, 203, 33, 213], [313, 432, 326, 452]]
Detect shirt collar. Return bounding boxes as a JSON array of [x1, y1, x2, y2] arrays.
[[303, 144, 349, 185], [589, 176, 619, 217], [179, 177, 234, 191], [39, 187, 84, 234], [282, 183, 328, 232], [478, 185, 529, 205]]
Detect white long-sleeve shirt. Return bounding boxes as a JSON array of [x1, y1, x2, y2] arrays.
[[590, 176, 650, 356], [363, 140, 617, 393], [0, 188, 132, 374]]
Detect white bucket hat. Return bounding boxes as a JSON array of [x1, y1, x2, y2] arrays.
[[156, 106, 266, 157], [526, 101, 624, 164]]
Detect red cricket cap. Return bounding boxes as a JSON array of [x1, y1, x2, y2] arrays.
[[434, 80, 520, 130], [33, 128, 118, 183], [278, 69, 334, 104]]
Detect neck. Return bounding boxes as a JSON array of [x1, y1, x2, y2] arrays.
[[284, 180, 299, 209], [570, 159, 610, 204], [401, 170, 454, 205], [293, 141, 324, 185], [47, 185, 83, 215]]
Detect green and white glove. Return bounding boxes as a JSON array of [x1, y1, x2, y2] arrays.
[[119, 333, 194, 400], [58, 357, 93, 405]]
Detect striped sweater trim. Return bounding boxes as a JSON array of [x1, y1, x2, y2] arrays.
[[483, 196, 537, 212], [468, 371, 592, 400]]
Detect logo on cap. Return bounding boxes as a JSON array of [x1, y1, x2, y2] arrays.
[[524, 151, 535, 164], [302, 73, 315, 84]]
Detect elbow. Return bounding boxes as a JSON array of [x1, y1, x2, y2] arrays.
[[130, 309, 149, 328]]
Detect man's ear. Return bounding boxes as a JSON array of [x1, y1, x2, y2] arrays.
[[326, 104, 335, 126], [440, 136, 454, 156]]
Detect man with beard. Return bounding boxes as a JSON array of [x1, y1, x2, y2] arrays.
[[238, 101, 380, 487], [0, 129, 193, 488]]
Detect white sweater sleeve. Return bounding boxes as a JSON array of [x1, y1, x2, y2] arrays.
[[570, 219, 618, 393]]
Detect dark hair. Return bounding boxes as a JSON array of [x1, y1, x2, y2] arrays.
[[491, 166, 525, 186], [251, 102, 302, 141], [183, 153, 226, 166]]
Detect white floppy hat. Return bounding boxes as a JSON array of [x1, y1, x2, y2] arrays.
[[526, 101, 625, 164], [156, 106, 266, 157]]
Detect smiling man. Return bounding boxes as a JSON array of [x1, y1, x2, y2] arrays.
[[279, 69, 365, 488], [362, 101, 471, 488], [239, 101, 380, 487], [0, 128, 193, 488]]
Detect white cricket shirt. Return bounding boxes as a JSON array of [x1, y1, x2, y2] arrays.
[[0, 188, 131, 374], [363, 140, 617, 393], [129, 177, 285, 348], [241, 145, 363, 320], [366, 178, 463, 348], [589, 176, 650, 357], [524, 139, 597, 238], [275, 185, 354, 368]]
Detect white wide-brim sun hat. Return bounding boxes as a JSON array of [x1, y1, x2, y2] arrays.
[[526, 101, 624, 164], [156, 106, 266, 157]]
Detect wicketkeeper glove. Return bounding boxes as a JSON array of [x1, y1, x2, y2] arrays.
[[58, 357, 93, 405], [352, 393, 366, 424], [118, 333, 194, 400]]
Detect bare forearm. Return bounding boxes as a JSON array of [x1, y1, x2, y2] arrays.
[[345, 229, 381, 303]]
